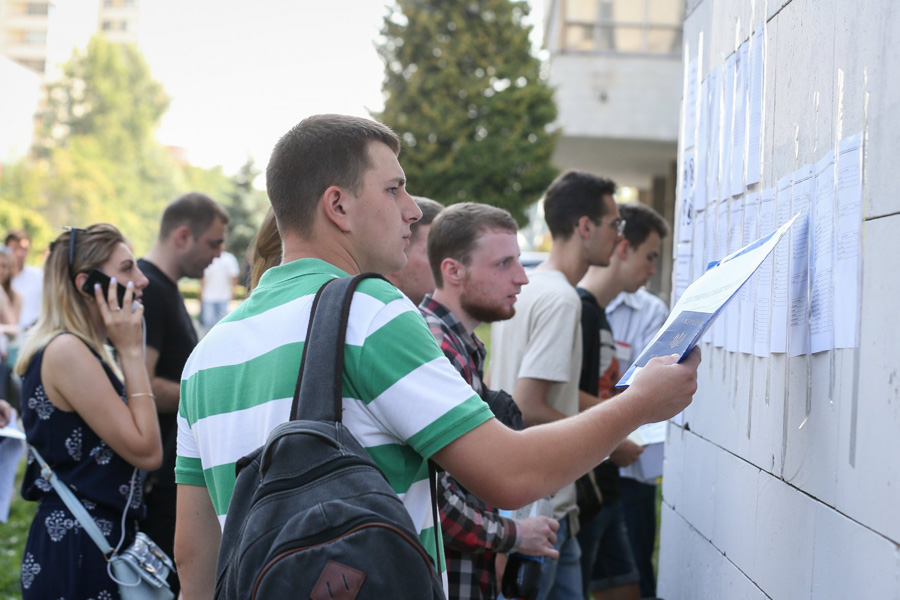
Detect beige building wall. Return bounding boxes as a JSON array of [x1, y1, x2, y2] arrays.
[[0, 0, 51, 75], [541, 0, 686, 300]]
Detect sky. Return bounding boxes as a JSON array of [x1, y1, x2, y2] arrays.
[[127, 0, 545, 175], [139, 1, 388, 173]]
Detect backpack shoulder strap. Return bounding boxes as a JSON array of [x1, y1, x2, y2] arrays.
[[289, 272, 444, 574], [290, 272, 386, 423]]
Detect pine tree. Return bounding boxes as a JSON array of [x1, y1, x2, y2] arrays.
[[220, 158, 269, 269], [376, 0, 559, 224]]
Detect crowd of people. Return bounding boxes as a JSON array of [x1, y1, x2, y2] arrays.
[[0, 113, 699, 600]]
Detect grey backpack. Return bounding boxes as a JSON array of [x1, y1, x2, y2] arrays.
[[214, 273, 445, 600]]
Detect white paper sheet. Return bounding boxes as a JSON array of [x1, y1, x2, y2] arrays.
[[622, 421, 668, 483], [771, 174, 793, 353], [731, 41, 749, 196], [714, 199, 729, 347], [834, 133, 864, 348], [810, 149, 836, 354], [618, 214, 799, 387], [675, 241, 693, 304], [754, 188, 776, 357], [695, 77, 709, 212], [706, 67, 722, 209], [789, 165, 814, 356], [693, 210, 707, 284], [680, 150, 696, 242], [685, 56, 698, 149], [721, 54, 735, 200], [739, 192, 760, 354], [0, 422, 26, 440], [702, 200, 718, 344], [0, 419, 25, 524], [746, 28, 764, 186], [725, 196, 744, 352]]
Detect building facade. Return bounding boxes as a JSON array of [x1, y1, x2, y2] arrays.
[[541, 0, 685, 298]]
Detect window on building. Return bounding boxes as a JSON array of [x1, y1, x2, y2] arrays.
[[561, 0, 683, 56], [23, 30, 47, 44], [101, 20, 114, 30], [26, 2, 50, 15]]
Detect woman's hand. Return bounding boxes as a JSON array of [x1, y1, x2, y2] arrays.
[[0, 399, 12, 428], [93, 277, 144, 359]]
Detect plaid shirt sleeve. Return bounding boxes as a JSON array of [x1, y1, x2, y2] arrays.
[[437, 472, 521, 554]]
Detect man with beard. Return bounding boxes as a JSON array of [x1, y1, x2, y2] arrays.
[[138, 192, 228, 594], [418, 202, 559, 600]]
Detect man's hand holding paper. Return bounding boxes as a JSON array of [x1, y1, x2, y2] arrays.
[[626, 347, 702, 424], [618, 214, 800, 387]]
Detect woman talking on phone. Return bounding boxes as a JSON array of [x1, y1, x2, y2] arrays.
[[15, 224, 161, 599]]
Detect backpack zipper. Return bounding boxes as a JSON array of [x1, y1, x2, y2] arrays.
[[250, 520, 436, 599]]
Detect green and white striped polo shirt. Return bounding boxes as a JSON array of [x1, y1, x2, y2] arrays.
[[175, 258, 493, 566]]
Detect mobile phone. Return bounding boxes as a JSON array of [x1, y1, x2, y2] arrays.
[[82, 268, 128, 308]]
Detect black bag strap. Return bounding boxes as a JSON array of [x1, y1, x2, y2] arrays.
[[290, 273, 384, 422], [429, 462, 443, 575], [289, 272, 444, 573]]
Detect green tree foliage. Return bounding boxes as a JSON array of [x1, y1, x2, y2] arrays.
[[376, 0, 559, 224], [0, 36, 234, 256], [220, 158, 269, 268], [34, 36, 169, 161]]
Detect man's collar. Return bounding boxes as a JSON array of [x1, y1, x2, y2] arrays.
[[607, 290, 644, 312], [256, 258, 348, 289], [419, 294, 483, 347]]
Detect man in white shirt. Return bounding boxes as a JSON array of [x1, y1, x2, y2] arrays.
[[200, 250, 240, 329], [490, 171, 625, 600], [5, 230, 43, 334]]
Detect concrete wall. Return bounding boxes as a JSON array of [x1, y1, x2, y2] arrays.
[[660, 0, 900, 598], [0, 55, 41, 162], [549, 53, 682, 143]]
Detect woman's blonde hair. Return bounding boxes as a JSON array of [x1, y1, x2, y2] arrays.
[[247, 208, 282, 291], [15, 224, 128, 376]]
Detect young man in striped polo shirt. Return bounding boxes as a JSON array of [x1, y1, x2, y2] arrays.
[[173, 114, 701, 599]]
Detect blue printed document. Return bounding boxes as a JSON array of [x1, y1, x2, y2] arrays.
[[617, 213, 799, 387]]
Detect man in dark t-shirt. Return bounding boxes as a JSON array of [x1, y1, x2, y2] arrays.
[[138, 193, 228, 594], [577, 202, 670, 600]]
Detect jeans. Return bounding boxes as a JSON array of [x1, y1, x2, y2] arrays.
[[620, 478, 658, 598], [201, 300, 230, 329], [577, 499, 640, 595], [536, 516, 582, 600]]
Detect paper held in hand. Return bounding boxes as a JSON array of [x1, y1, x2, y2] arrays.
[[616, 213, 800, 388]]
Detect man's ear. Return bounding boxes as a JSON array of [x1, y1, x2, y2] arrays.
[[322, 185, 352, 232], [576, 215, 594, 240], [441, 257, 465, 287], [172, 224, 194, 250], [615, 238, 631, 261]]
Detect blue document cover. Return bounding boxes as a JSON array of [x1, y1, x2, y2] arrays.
[[617, 311, 715, 386]]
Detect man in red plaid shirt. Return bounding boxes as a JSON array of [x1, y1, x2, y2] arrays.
[[416, 202, 560, 599]]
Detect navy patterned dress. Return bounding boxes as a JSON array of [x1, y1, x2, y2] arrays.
[[19, 335, 146, 600]]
